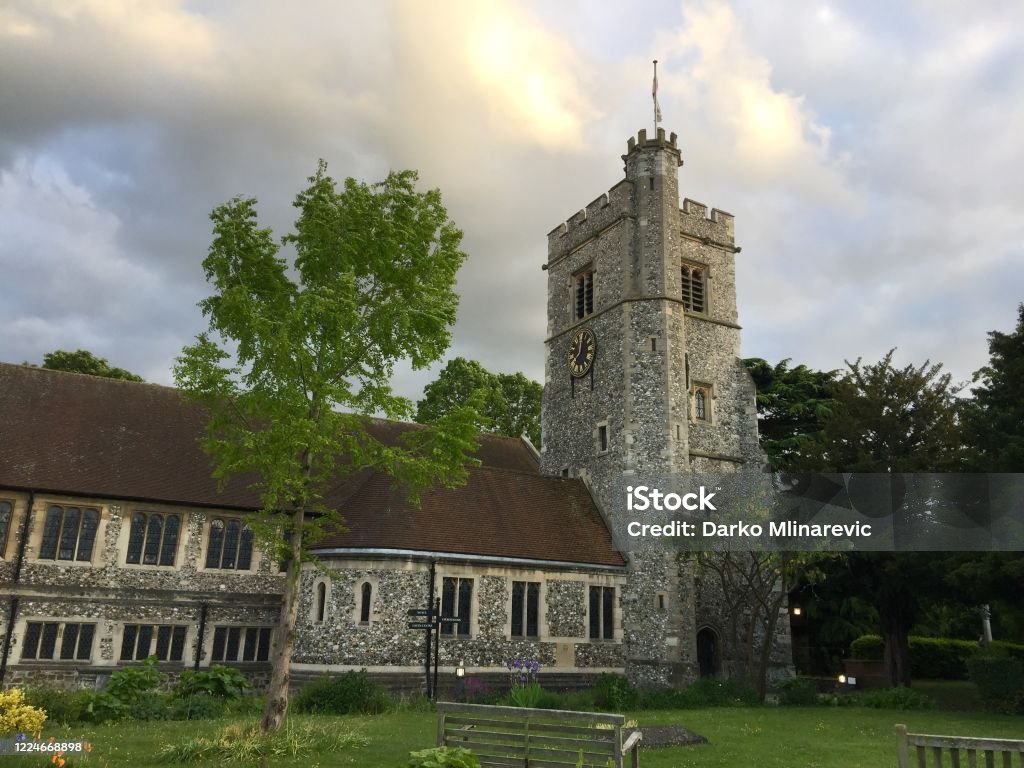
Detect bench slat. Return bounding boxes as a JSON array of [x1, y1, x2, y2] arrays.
[[443, 716, 617, 739], [436, 701, 624, 724], [444, 727, 528, 744]]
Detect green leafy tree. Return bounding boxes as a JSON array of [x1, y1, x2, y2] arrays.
[[743, 358, 837, 471], [817, 350, 965, 473], [174, 162, 480, 732], [41, 349, 143, 381], [416, 358, 542, 446], [964, 304, 1024, 472], [814, 351, 966, 686]]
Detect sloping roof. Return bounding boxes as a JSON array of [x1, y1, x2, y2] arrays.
[[0, 363, 624, 567]]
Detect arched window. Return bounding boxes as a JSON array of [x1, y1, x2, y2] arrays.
[[38, 505, 100, 561], [695, 389, 707, 421], [205, 518, 254, 570], [127, 512, 181, 566], [359, 582, 372, 624], [316, 582, 327, 623]]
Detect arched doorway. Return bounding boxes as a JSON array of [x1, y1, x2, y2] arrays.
[[697, 627, 720, 678]]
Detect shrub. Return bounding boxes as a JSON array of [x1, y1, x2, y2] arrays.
[[776, 677, 819, 706], [461, 676, 494, 704], [592, 674, 639, 711], [23, 687, 87, 726], [106, 656, 166, 701], [174, 664, 251, 700], [967, 653, 1023, 713], [859, 687, 934, 710], [408, 746, 481, 768], [849, 634, 1024, 680], [507, 658, 543, 708], [78, 691, 129, 724], [0, 688, 47, 737], [291, 670, 390, 715]]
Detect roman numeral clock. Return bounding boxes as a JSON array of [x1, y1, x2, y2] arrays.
[[567, 328, 596, 378]]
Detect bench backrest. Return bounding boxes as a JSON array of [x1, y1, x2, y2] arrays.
[[896, 724, 1024, 768], [437, 701, 625, 768]]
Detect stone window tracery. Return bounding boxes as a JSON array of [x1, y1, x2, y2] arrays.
[[692, 384, 713, 423], [120, 624, 187, 662], [205, 517, 254, 570], [126, 512, 180, 566], [21, 621, 95, 660], [441, 576, 473, 637], [210, 626, 272, 662], [38, 505, 99, 561], [588, 585, 615, 641], [511, 581, 540, 639]]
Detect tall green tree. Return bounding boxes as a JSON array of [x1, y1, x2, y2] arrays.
[[416, 357, 542, 446], [813, 351, 965, 686], [743, 358, 837, 471], [964, 304, 1024, 472], [174, 163, 479, 732], [818, 350, 965, 473], [41, 349, 143, 381]]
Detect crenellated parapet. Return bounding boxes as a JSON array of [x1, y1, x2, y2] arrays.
[[680, 198, 735, 245], [624, 127, 680, 156], [547, 179, 635, 262]]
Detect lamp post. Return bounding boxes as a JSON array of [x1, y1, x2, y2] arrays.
[[455, 662, 466, 702]]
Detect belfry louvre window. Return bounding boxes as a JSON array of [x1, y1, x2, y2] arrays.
[[120, 624, 187, 662], [511, 581, 540, 638], [21, 621, 95, 660], [211, 626, 272, 663], [441, 577, 473, 637], [38, 505, 99, 561], [681, 263, 707, 313], [574, 270, 595, 319], [205, 518, 254, 570], [589, 586, 615, 641], [126, 513, 180, 566]]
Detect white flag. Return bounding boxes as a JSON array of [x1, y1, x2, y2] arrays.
[[653, 65, 662, 123]]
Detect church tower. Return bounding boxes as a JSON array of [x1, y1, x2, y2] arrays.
[[540, 128, 765, 686]]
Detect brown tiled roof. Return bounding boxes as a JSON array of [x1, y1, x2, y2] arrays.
[[0, 363, 624, 567]]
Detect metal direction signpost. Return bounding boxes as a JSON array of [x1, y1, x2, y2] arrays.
[[407, 588, 444, 698]]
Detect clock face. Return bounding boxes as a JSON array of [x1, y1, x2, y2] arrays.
[[567, 328, 596, 377]]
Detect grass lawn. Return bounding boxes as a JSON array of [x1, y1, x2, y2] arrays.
[[8, 707, 1021, 768]]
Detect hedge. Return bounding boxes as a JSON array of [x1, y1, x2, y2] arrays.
[[849, 635, 1024, 680]]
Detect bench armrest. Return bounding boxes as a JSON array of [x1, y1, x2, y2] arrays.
[[622, 731, 643, 753]]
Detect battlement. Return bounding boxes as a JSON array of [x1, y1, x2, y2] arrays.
[[626, 127, 678, 154], [547, 179, 634, 261], [680, 198, 734, 243]]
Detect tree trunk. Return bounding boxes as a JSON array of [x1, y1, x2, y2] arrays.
[[261, 507, 304, 732], [755, 594, 785, 702], [882, 624, 912, 688]]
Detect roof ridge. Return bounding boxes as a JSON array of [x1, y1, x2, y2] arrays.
[[0, 361, 178, 392]]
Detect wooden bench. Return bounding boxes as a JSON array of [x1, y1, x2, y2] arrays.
[[896, 724, 1024, 768], [436, 701, 643, 768]]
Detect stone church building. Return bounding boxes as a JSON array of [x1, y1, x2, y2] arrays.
[[0, 128, 790, 692]]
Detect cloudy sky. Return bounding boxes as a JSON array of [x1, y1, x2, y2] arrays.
[[2, 0, 1022, 405]]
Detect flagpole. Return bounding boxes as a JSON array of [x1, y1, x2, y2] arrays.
[[653, 59, 658, 133]]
